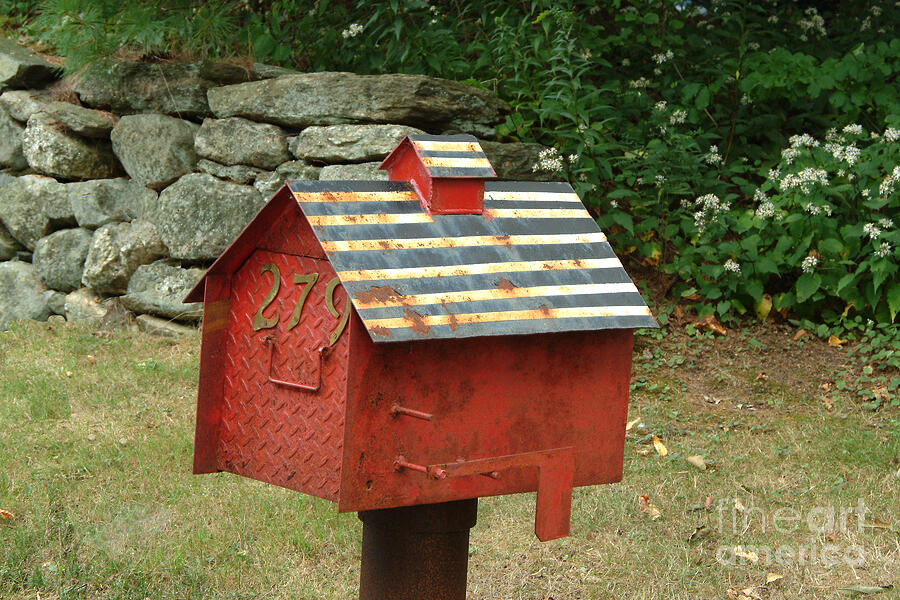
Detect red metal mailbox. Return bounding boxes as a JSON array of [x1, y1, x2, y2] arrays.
[[185, 134, 656, 546]]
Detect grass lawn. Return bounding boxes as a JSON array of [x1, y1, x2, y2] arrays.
[[0, 318, 898, 599]]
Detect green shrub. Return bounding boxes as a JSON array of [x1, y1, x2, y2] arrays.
[[9, 0, 900, 325]]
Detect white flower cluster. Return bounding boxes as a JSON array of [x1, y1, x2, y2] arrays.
[[824, 141, 861, 165], [753, 189, 779, 219], [568, 153, 579, 164], [768, 168, 780, 181], [692, 193, 730, 231], [863, 222, 882, 239], [884, 127, 900, 142], [341, 23, 364, 38], [705, 145, 722, 165], [801, 255, 818, 273], [781, 147, 800, 164], [799, 7, 826, 38], [653, 50, 674, 64], [629, 77, 650, 89], [780, 167, 829, 194], [842, 124, 864, 136], [879, 166, 900, 196], [724, 259, 741, 273], [531, 148, 564, 172], [670, 109, 687, 125], [804, 202, 832, 216], [655, 174, 667, 187], [654, 100, 667, 112], [788, 133, 819, 148], [875, 242, 893, 258], [879, 217, 894, 228]]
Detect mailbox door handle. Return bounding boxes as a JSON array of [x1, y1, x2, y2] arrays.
[[396, 447, 575, 541], [264, 337, 326, 392]]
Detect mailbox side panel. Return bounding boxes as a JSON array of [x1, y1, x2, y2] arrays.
[[339, 326, 633, 512], [201, 201, 349, 501]]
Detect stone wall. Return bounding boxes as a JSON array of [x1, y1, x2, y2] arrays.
[[0, 38, 549, 333]]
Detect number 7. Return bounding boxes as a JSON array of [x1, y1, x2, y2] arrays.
[[286, 272, 319, 330]]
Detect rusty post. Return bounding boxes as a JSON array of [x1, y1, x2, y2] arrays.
[[358, 499, 477, 600]]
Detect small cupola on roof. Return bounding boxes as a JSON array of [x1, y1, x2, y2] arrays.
[[379, 133, 496, 215]]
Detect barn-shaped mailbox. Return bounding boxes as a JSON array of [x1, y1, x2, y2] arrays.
[[185, 134, 657, 541]]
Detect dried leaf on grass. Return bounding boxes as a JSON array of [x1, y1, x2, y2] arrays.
[[0, 509, 13, 520], [638, 495, 661, 520], [651, 435, 668, 457], [734, 546, 759, 563], [625, 417, 642, 432], [828, 335, 847, 347], [766, 573, 784, 584], [688, 525, 711, 543], [792, 328, 808, 341], [694, 315, 727, 336], [838, 584, 893, 596], [686, 455, 707, 470]]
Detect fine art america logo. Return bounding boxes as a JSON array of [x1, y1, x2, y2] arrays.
[[714, 498, 870, 567]]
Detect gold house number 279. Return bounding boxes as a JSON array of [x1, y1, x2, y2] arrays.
[[251, 263, 350, 346]]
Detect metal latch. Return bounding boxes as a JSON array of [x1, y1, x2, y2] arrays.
[[395, 447, 575, 541]]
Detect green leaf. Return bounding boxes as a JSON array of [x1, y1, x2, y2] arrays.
[[888, 284, 900, 322], [819, 238, 844, 255], [695, 87, 710, 110], [796, 273, 822, 303]]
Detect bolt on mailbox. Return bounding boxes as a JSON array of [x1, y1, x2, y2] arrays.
[[185, 133, 657, 546]]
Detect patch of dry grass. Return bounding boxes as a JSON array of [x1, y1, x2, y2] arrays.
[[0, 319, 898, 599]]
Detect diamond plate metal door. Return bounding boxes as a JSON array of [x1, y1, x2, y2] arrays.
[[218, 248, 350, 500]]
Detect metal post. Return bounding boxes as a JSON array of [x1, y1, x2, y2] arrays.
[[358, 499, 478, 600]]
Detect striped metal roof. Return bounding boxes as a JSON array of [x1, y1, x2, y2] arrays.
[[404, 134, 496, 179], [289, 180, 657, 342]]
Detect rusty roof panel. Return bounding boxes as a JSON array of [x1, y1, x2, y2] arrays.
[[408, 134, 497, 179], [288, 180, 657, 342]]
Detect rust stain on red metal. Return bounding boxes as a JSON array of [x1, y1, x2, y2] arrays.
[[403, 308, 430, 335], [496, 277, 517, 291], [354, 285, 404, 305]]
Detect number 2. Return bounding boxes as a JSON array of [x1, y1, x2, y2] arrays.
[[252, 263, 280, 331]]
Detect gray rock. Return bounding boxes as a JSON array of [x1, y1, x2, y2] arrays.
[[276, 160, 321, 180], [121, 260, 204, 321], [0, 219, 23, 260], [479, 140, 556, 181], [0, 260, 51, 329], [207, 72, 508, 132], [32, 227, 92, 292], [110, 114, 198, 189], [195, 117, 290, 169], [253, 171, 286, 197], [41, 101, 118, 138], [63, 287, 105, 321], [319, 162, 387, 181], [22, 113, 121, 180], [0, 174, 72, 249], [68, 178, 155, 228], [81, 220, 168, 294], [195, 158, 264, 184], [252, 63, 298, 79], [253, 161, 321, 196], [135, 313, 197, 337], [46, 290, 66, 315], [290, 124, 423, 163], [149, 173, 264, 261], [75, 60, 217, 118], [0, 90, 49, 121], [0, 106, 26, 169], [0, 37, 58, 89]]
